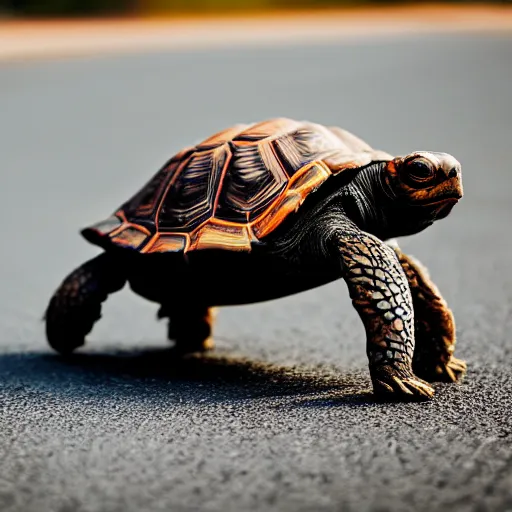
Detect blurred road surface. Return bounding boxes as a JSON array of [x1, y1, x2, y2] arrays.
[[0, 31, 511, 512]]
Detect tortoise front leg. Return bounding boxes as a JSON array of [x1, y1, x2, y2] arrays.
[[337, 229, 435, 400], [390, 244, 467, 383]]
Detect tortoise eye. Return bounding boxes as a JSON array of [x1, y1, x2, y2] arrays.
[[408, 159, 435, 181]]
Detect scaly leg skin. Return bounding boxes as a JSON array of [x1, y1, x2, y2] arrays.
[[157, 303, 217, 354], [390, 245, 467, 383], [338, 227, 435, 401], [45, 252, 126, 354]]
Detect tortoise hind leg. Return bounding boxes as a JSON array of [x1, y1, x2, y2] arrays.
[[390, 244, 467, 382], [157, 303, 217, 354], [45, 252, 126, 354]]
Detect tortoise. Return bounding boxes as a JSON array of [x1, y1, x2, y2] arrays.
[[45, 117, 467, 401]]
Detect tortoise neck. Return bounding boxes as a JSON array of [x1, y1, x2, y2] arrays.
[[341, 162, 395, 239]]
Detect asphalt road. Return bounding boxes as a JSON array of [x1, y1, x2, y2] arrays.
[[1, 32, 512, 512]]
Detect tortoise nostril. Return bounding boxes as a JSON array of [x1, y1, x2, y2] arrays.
[[448, 168, 458, 178]]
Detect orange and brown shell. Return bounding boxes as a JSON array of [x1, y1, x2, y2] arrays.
[[82, 118, 392, 253]]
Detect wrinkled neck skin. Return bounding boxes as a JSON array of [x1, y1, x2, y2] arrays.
[[340, 163, 432, 240]]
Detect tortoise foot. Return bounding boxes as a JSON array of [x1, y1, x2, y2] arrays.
[[371, 364, 435, 401], [48, 336, 85, 355], [417, 356, 467, 383], [172, 336, 215, 355], [45, 253, 126, 355]]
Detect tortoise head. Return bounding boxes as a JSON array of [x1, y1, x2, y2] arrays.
[[382, 151, 463, 234]]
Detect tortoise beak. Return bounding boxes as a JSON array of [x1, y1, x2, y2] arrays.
[[446, 173, 463, 201], [433, 162, 463, 211], [453, 181, 463, 200], [432, 197, 459, 219], [440, 159, 463, 199], [419, 184, 462, 219]]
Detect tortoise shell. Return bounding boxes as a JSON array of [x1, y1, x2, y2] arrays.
[[82, 118, 392, 253]]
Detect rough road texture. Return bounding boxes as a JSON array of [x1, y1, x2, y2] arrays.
[[0, 33, 511, 512]]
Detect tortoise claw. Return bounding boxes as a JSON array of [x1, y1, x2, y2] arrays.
[[414, 354, 467, 383], [431, 356, 467, 383], [371, 364, 435, 401]]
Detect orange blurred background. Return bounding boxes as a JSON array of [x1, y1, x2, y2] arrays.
[[0, 0, 510, 18]]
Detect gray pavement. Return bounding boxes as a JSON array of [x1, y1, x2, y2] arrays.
[[1, 33, 512, 512]]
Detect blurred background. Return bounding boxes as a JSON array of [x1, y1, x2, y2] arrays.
[[1, 0, 511, 17]]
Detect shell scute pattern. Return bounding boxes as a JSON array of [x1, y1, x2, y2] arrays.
[[83, 118, 391, 254], [232, 118, 300, 141], [158, 144, 231, 230], [215, 139, 289, 223], [196, 124, 247, 150], [121, 147, 194, 220]]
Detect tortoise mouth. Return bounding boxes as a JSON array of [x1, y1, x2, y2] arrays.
[[406, 193, 460, 220], [415, 193, 462, 207], [422, 196, 460, 207], [422, 196, 460, 219]]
